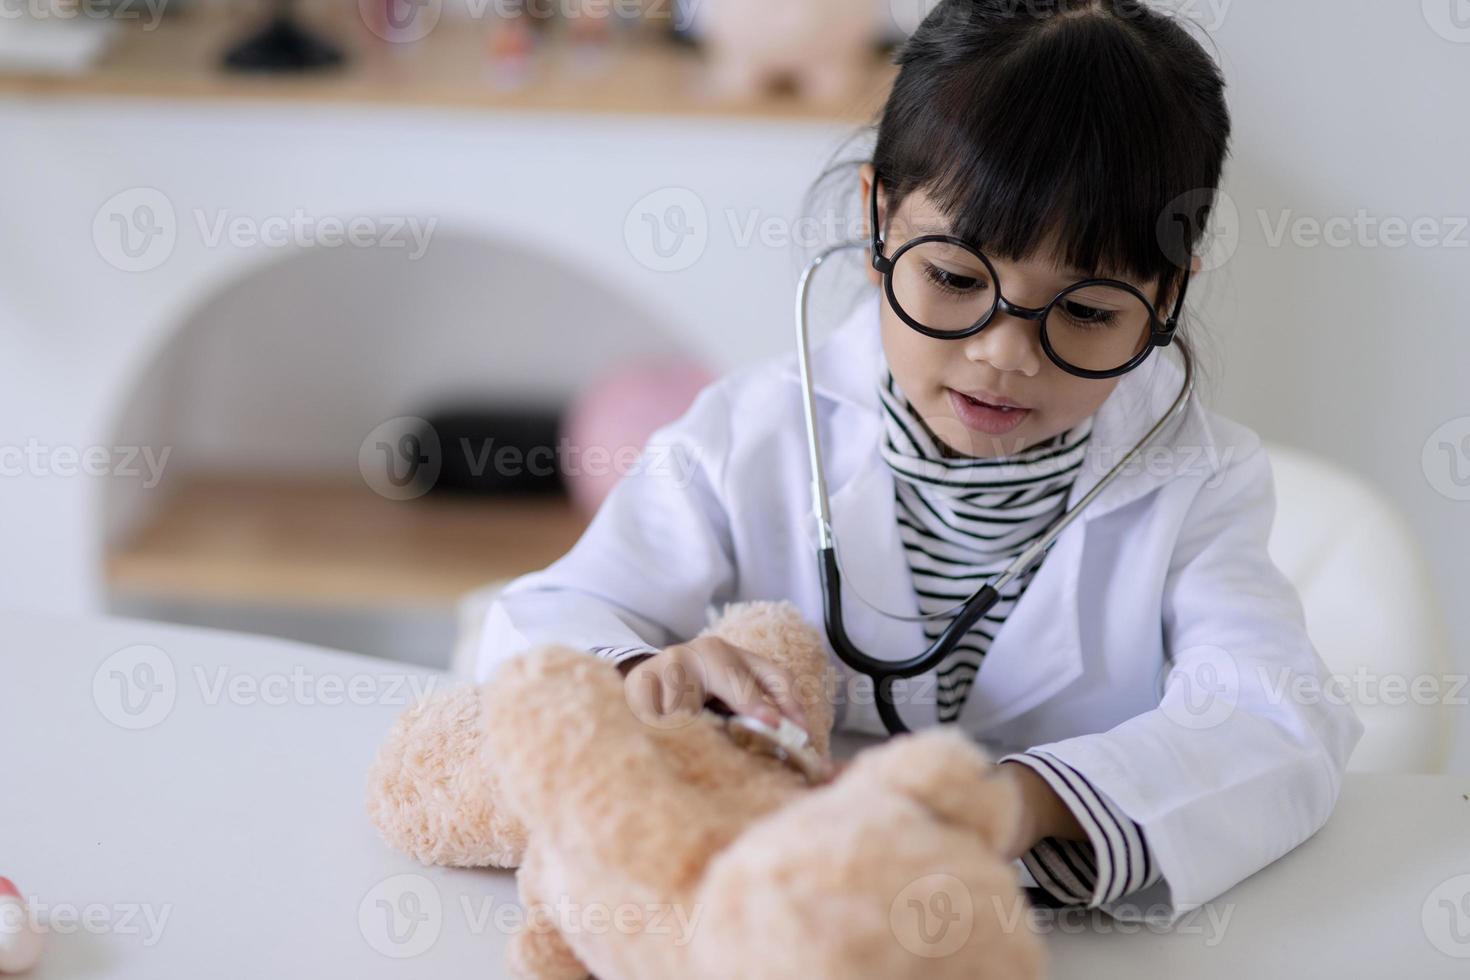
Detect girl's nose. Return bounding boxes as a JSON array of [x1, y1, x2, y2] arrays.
[[961, 313, 1043, 377]]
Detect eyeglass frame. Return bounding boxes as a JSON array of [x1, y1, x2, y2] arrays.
[[868, 171, 1192, 380]]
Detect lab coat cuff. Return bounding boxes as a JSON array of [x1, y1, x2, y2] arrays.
[[590, 644, 661, 667], [999, 750, 1161, 908]]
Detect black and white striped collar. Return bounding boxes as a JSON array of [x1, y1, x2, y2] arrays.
[[876, 366, 1094, 495]]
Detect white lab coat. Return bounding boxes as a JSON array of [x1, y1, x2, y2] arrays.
[[478, 289, 1364, 924]]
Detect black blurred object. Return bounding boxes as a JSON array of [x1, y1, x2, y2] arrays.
[[668, 0, 699, 43], [417, 408, 568, 497], [223, 0, 345, 73]]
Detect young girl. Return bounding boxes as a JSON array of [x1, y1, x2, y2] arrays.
[[478, 0, 1362, 925]]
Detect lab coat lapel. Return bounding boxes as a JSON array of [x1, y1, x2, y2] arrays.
[[955, 521, 1085, 731], [822, 432, 934, 732]]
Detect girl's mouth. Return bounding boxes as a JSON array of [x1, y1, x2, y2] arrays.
[[948, 388, 1032, 436]]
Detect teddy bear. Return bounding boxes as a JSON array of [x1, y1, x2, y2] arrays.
[[366, 600, 1047, 979]]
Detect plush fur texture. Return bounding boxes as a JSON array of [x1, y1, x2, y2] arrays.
[[367, 600, 1046, 979]]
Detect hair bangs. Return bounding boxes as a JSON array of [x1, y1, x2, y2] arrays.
[[876, 3, 1230, 291]]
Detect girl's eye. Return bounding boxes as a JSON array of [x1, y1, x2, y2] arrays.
[[921, 261, 987, 295], [1058, 299, 1118, 328]]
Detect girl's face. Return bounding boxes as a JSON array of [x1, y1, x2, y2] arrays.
[[860, 165, 1180, 459]]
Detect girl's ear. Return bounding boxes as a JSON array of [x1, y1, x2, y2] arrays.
[[859, 163, 882, 287]]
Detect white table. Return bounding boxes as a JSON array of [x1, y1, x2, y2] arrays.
[[5, 612, 1468, 978]]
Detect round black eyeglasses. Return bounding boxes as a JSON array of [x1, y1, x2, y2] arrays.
[[868, 172, 1191, 380]]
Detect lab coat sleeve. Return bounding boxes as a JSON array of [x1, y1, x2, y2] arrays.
[[474, 382, 737, 683], [996, 749, 1162, 907], [1008, 440, 1365, 924]]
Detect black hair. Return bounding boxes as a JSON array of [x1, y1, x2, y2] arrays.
[[871, 0, 1231, 297]]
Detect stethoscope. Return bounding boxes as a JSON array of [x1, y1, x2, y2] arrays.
[[795, 240, 1195, 735]]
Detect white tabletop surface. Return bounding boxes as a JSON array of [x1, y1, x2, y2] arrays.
[[4, 610, 1468, 978]]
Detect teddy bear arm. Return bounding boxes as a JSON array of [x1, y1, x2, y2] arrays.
[[508, 923, 588, 980], [844, 729, 1025, 858], [366, 685, 529, 868]]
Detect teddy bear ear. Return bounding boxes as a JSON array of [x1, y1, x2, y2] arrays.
[[842, 729, 1024, 857]]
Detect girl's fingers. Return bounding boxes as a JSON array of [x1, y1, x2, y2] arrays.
[[743, 658, 809, 732], [655, 652, 706, 717], [623, 642, 812, 733], [624, 665, 662, 721], [702, 657, 780, 727]]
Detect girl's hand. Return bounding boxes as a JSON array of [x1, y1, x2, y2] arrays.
[[994, 760, 1086, 862], [623, 636, 810, 731]]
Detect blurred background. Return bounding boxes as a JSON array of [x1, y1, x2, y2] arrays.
[[0, 1, 1465, 770]]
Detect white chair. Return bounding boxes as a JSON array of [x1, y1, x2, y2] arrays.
[[1265, 442, 1454, 773], [455, 444, 1457, 774]]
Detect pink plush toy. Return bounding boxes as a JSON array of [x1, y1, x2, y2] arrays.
[[704, 0, 880, 106], [367, 601, 1047, 979], [561, 358, 714, 519], [0, 877, 42, 975]]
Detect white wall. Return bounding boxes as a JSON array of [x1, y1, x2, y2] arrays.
[[1194, 1, 1469, 771]]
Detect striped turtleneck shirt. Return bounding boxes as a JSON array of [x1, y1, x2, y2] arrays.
[[876, 368, 1093, 724], [879, 366, 1163, 910]]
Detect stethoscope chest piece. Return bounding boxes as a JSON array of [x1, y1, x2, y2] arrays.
[[719, 713, 829, 785]]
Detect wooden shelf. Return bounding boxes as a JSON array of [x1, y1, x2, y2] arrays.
[[106, 475, 590, 608], [0, 10, 895, 122]]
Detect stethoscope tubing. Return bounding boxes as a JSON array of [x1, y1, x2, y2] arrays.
[[796, 240, 1195, 734]]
